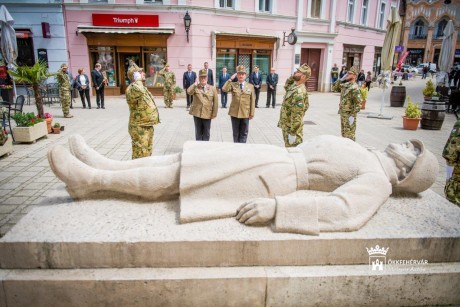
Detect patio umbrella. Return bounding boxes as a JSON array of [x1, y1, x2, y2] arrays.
[[0, 5, 17, 98], [436, 20, 454, 88], [369, 7, 401, 120]]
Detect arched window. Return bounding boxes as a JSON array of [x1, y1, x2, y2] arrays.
[[414, 20, 425, 37], [436, 19, 449, 38]]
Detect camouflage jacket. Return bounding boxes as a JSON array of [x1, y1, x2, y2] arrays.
[[339, 81, 362, 114], [278, 79, 309, 132], [56, 71, 71, 92], [158, 69, 176, 88], [443, 119, 460, 176], [126, 80, 160, 126]]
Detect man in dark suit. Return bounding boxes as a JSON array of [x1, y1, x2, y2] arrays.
[[204, 62, 214, 86], [266, 67, 278, 108], [218, 66, 231, 108], [249, 65, 262, 108], [183, 64, 197, 110], [91, 63, 105, 109]]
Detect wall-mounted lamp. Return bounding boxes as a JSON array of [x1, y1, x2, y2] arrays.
[[76, 30, 78, 36], [184, 11, 191, 43], [41, 22, 51, 38]]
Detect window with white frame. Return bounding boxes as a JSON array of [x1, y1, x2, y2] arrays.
[[144, 0, 163, 3], [378, 1, 386, 29], [311, 0, 322, 18], [259, 0, 272, 12], [361, 0, 368, 25], [347, 0, 355, 23], [219, 0, 234, 8]]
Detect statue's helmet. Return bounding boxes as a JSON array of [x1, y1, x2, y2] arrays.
[[392, 139, 438, 194]]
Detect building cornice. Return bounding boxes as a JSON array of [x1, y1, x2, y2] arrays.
[[336, 21, 387, 34]]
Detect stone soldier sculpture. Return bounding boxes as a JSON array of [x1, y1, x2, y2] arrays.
[[443, 118, 460, 206], [56, 63, 73, 118], [339, 66, 362, 141], [158, 63, 176, 108], [278, 63, 310, 147], [222, 65, 255, 143], [48, 135, 438, 235], [125, 63, 160, 159], [187, 69, 219, 141]]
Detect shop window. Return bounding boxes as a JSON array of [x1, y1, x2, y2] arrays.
[[347, 0, 355, 23], [253, 50, 270, 83], [259, 0, 272, 12], [17, 37, 35, 67], [219, 0, 234, 8], [143, 47, 167, 87], [89, 46, 116, 86], [89, 0, 108, 3], [360, 0, 368, 26], [216, 49, 237, 86], [144, 0, 163, 3], [311, 0, 322, 18]]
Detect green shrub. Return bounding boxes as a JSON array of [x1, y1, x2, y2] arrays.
[[404, 97, 421, 119]]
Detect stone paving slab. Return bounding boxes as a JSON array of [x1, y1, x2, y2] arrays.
[[0, 77, 457, 237]]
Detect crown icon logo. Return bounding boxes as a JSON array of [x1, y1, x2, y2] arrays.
[[366, 244, 389, 256]]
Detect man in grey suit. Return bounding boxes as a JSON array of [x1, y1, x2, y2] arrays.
[[266, 67, 278, 108], [183, 64, 197, 110], [204, 62, 214, 86]]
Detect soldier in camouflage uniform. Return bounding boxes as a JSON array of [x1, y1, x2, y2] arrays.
[[158, 63, 176, 108], [56, 63, 73, 118], [338, 66, 362, 141], [125, 64, 160, 159], [277, 63, 310, 147], [443, 118, 460, 206]]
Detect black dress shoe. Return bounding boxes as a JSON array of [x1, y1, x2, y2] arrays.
[[83, 106, 86, 109], [272, 106, 275, 108], [97, 106, 100, 109], [266, 106, 269, 108], [255, 106, 259, 108], [102, 106, 105, 109]]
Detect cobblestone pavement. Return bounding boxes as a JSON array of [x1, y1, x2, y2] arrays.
[[0, 76, 455, 236]]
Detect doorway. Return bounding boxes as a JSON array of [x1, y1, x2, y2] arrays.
[[119, 53, 141, 94], [300, 48, 321, 91]]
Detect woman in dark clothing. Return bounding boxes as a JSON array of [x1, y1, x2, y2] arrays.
[[75, 68, 92, 109]]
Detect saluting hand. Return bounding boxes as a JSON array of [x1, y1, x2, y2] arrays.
[[231, 73, 237, 80]]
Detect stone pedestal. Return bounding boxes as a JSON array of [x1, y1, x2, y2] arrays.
[[1, 190, 459, 305]]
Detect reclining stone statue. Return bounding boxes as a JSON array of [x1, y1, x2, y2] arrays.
[[48, 134, 438, 235]]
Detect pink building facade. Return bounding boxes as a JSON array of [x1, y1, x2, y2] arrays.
[[63, 0, 399, 95]]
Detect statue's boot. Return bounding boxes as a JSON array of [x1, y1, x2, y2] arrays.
[[48, 145, 180, 200], [68, 134, 181, 170]]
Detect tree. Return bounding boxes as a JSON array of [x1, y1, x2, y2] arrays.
[[7, 61, 55, 118]]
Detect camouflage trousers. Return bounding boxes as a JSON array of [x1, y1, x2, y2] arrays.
[[282, 129, 303, 148], [163, 86, 173, 108], [128, 124, 154, 159], [445, 175, 460, 206], [340, 112, 357, 141], [60, 90, 71, 116]]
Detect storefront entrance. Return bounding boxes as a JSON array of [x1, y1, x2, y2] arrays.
[[301, 48, 321, 92], [119, 53, 141, 94]]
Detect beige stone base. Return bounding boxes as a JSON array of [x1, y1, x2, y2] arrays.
[[0, 137, 13, 157]]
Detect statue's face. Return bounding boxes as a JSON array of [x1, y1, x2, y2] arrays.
[[385, 141, 419, 178]]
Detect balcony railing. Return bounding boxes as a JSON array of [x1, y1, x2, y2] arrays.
[[409, 34, 427, 40]]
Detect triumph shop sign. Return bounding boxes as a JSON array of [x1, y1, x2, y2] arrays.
[[92, 14, 159, 27]]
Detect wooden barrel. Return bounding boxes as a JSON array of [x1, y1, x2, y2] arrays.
[[390, 86, 406, 107], [421, 101, 446, 130]]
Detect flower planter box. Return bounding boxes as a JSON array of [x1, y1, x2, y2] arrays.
[[0, 136, 13, 157], [12, 121, 48, 143]]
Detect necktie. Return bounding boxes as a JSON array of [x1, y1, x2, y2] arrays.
[[240, 83, 243, 90]]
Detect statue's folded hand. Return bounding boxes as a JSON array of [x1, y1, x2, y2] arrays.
[[235, 198, 276, 225]]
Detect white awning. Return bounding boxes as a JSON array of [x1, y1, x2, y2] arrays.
[[77, 25, 175, 35]]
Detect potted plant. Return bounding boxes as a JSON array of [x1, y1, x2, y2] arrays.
[[0, 84, 14, 103], [422, 79, 435, 100], [0, 128, 13, 157], [402, 96, 422, 130], [53, 122, 61, 134], [43, 112, 53, 133], [11, 112, 47, 142], [173, 86, 183, 100], [8, 61, 55, 119]]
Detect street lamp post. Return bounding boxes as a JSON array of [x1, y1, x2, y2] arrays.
[[184, 11, 191, 43]]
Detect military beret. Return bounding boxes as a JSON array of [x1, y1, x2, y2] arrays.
[[236, 65, 246, 74], [348, 66, 359, 75], [60, 63, 68, 69], [297, 63, 311, 79], [199, 69, 207, 77]]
